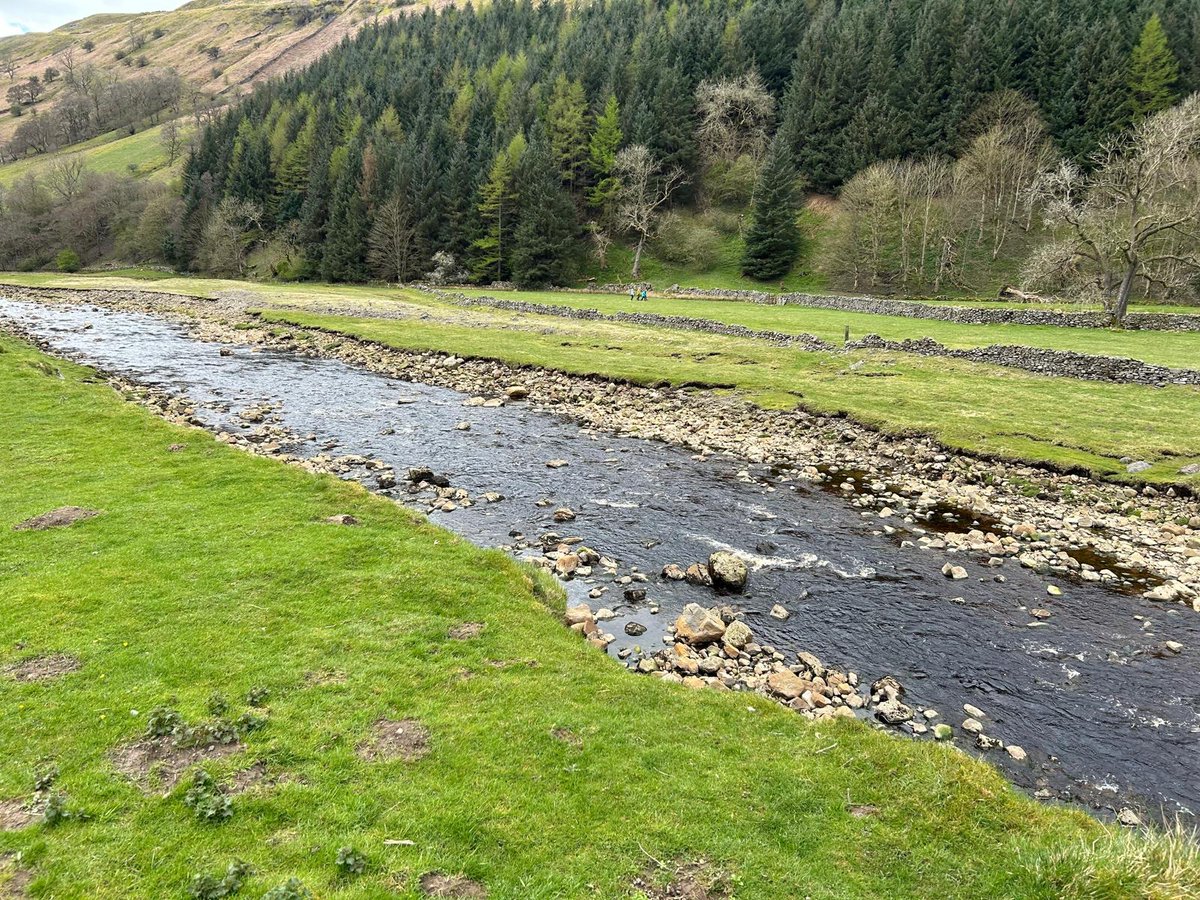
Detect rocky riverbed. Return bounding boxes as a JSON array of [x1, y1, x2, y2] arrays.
[[2, 285, 1199, 824]]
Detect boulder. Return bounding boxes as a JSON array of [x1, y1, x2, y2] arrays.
[[941, 563, 969, 580], [769, 604, 790, 620], [766, 670, 810, 700], [673, 603, 727, 645], [564, 604, 592, 627], [684, 563, 713, 587], [661, 563, 686, 581], [723, 620, 753, 648], [708, 551, 748, 593], [874, 699, 913, 725]]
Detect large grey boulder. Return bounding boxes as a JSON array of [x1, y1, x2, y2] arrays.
[[707, 551, 748, 593]]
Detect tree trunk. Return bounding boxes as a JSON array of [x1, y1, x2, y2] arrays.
[[1114, 260, 1137, 325], [631, 231, 646, 278]]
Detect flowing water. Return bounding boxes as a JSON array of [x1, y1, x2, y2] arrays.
[[3, 296, 1197, 823]]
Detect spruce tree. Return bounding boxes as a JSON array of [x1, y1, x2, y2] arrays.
[[511, 132, 578, 288], [1127, 14, 1179, 121], [741, 136, 802, 281]]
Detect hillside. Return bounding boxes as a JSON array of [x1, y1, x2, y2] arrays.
[[0, 0, 427, 174]]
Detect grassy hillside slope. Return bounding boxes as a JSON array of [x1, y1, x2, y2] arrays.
[[0, 0, 427, 179]]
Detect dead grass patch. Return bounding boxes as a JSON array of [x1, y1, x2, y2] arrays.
[[448, 622, 485, 640], [12, 507, 100, 531], [2, 654, 80, 682], [419, 872, 487, 898], [357, 718, 430, 762], [631, 860, 732, 900]]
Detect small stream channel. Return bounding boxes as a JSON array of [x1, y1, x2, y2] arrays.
[[3, 296, 1197, 823]]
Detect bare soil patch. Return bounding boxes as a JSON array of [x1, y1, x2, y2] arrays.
[[0, 800, 34, 832], [12, 507, 100, 531], [2, 653, 80, 682], [0, 852, 32, 899], [551, 727, 581, 748], [631, 861, 731, 900], [419, 872, 487, 898], [304, 668, 347, 686], [357, 718, 430, 762], [110, 736, 242, 794], [448, 622, 484, 640]]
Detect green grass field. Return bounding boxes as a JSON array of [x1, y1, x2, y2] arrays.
[[453, 287, 1200, 370], [0, 123, 183, 188], [7, 331, 1191, 898]]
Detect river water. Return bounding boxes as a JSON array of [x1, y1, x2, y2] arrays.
[[3, 296, 1197, 823]]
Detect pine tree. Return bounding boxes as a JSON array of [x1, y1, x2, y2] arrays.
[[1127, 14, 1180, 121], [511, 131, 578, 288], [741, 136, 802, 281], [586, 94, 622, 214]]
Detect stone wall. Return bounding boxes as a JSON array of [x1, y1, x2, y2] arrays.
[[439, 287, 1200, 387], [589, 283, 1200, 332], [846, 335, 1200, 387]]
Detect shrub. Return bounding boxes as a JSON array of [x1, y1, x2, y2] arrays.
[[187, 861, 253, 900], [335, 847, 366, 876], [652, 213, 722, 268], [55, 249, 81, 272], [183, 770, 232, 824], [82, 40, 95, 51], [702, 153, 760, 206], [262, 878, 313, 900]]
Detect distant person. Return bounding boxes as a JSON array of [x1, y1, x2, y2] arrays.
[[640, 287, 648, 302], [628, 285, 636, 303]]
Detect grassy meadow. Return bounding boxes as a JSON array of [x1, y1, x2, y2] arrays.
[[5, 331, 1194, 897]]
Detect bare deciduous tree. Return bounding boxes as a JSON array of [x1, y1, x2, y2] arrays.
[[198, 197, 263, 276], [1026, 93, 1200, 322], [47, 154, 87, 201], [613, 144, 685, 278], [827, 162, 899, 290], [694, 71, 775, 164], [367, 194, 418, 283], [58, 44, 77, 84], [160, 118, 183, 165]]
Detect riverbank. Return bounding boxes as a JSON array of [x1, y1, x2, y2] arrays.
[[7, 316, 1198, 897], [11, 283, 1196, 606]]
